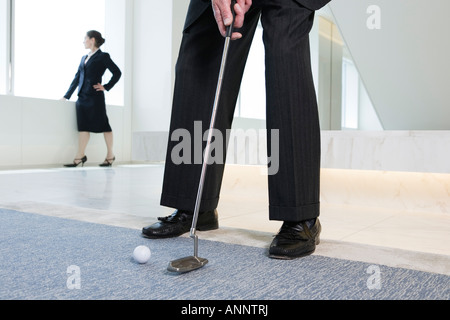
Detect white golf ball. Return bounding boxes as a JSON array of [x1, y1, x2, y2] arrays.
[[133, 245, 151, 264]]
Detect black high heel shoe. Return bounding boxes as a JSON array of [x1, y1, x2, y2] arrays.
[[64, 156, 88, 168], [99, 157, 116, 167]]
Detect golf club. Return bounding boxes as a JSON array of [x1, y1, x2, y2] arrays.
[[167, 1, 237, 274]]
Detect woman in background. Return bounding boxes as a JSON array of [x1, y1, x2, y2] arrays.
[[62, 30, 122, 167]]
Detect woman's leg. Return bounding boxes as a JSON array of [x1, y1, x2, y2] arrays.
[[76, 132, 90, 161], [103, 131, 115, 160]]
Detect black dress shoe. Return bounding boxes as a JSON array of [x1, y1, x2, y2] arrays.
[[269, 218, 321, 260], [142, 209, 219, 239]]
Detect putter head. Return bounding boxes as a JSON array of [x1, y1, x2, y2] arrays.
[[167, 256, 208, 273]]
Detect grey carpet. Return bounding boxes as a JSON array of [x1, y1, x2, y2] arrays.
[[0, 209, 448, 300]]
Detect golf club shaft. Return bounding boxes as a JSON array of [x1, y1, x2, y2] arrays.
[[190, 3, 236, 248], [191, 37, 231, 238]]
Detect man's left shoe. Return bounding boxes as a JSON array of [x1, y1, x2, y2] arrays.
[[269, 218, 321, 260]]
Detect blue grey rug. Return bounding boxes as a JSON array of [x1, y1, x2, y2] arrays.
[[0, 209, 448, 300]]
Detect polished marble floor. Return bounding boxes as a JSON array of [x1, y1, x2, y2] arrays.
[[0, 163, 449, 276]]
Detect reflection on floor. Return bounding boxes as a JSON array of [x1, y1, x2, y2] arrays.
[[0, 164, 449, 276]]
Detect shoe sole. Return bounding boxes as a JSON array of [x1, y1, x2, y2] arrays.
[[268, 248, 316, 260], [141, 223, 219, 239]]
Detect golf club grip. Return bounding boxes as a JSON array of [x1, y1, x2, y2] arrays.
[[226, 0, 237, 38]]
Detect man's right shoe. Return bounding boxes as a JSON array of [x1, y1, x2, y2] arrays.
[[142, 209, 219, 239], [269, 218, 321, 260]]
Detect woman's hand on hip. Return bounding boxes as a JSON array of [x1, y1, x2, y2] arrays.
[[93, 83, 105, 92]]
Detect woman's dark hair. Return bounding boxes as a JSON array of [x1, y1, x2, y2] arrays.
[[86, 30, 106, 48]]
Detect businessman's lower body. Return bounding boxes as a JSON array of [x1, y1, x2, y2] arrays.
[[143, 0, 322, 259]]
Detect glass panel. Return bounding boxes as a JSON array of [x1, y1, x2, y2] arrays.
[[235, 11, 382, 131], [0, 0, 8, 94], [238, 21, 266, 120], [341, 57, 359, 129], [14, 0, 105, 101]]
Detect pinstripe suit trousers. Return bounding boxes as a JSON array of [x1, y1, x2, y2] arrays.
[[160, 1, 321, 222]]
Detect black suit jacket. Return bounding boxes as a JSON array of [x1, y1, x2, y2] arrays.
[[64, 50, 122, 100], [184, 0, 332, 31]]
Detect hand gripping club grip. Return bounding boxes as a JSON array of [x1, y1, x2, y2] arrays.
[[225, 0, 237, 38]]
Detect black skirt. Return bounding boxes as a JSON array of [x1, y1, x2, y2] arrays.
[[76, 91, 112, 133]]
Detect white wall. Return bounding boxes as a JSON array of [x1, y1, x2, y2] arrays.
[[131, 0, 189, 162], [358, 79, 383, 130], [132, 0, 174, 133], [329, 0, 450, 130], [321, 131, 450, 174], [0, 95, 127, 167], [317, 16, 343, 130], [0, 0, 8, 94], [171, 0, 190, 93], [104, 0, 126, 107]]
